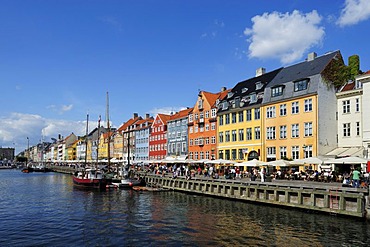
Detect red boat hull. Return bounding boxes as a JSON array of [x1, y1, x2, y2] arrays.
[[72, 176, 110, 189]]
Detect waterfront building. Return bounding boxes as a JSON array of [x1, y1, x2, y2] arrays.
[[98, 130, 115, 160], [0, 147, 15, 161], [86, 127, 107, 161], [167, 108, 193, 159], [357, 71, 370, 160], [117, 113, 141, 165], [217, 68, 282, 162], [261, 51, 344, 164], [135, 114, 153, 163], [112, 131, 123, 159], [327, 79, 364, 158], [149, 113, 171, 161], [188, 89, 229, 160], [64, 133, 78, 161]]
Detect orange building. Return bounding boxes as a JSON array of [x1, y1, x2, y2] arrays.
[[188, 88, 229, 160]]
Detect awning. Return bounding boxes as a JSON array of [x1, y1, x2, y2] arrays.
[[325, 147, 364, 157]]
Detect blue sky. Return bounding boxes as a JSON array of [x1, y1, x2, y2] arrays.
[[1, 0, 370, 154]]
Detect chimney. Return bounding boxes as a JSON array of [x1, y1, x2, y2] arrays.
[[220, 87, 227, 92], [145, 113, 150, 119], [256, 67, 266, 77], [133, 113, 138, 118], [307, 52, 317, 61]]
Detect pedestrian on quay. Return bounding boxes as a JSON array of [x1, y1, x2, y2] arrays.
[[351, 168, 361, 188]]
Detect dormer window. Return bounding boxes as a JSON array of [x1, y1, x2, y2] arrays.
[[271, 86, 284, 97], [256, 82, 263, 90], [241, 88, 248, 93], [227, 92, 234, 98], [222, 101, 228, 110], [294, 78, 309, 92], [250, 93, 257, 103]]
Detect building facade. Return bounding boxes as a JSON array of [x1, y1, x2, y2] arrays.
[[149, 114, 170, 160]]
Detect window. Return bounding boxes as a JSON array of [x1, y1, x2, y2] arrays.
[[232, 130, 237, 142], [225, 150, 230, 160], [194, 125, 198, 133], [238, 129, 244, 141], [246, 109, 252, 121], [267, 147, 276, 158], [231, 149, 237, 160], [219, 132, 224, 143], [211, 123, 216, 130], [266, 127, 276, 140], [291, 124, 299, 138], [292, 101, 299, 114], [280, 125, 287, 139], [250, 93, 257, 103], [294, 79, 309, 92], [343, 100, 350, 114], [271, 86, 284, 97], [218, 150, 224, 159], [304, 122, 313, 137], [280, 146, 287, 159], [292, 146, 299, 159], [304, 145, 313, 158], [254, 108, 260, 120], [225, 131, 230, 142], [246, 128, 252, 140], [205, 137, 210, 145], [356, 122, 360, 136], [356, 98, 360, 112], [266, 106, 276, 118], [206, 151, 210, 160], [304, 99, 312, 112], [205, 111, 209, 118], [255, 127, 261, 140], [182, 142, 186, 152], [211, 136, 216, 144], [238, 111, 244, 122], [205, 124, 209, 131], [198, 99, 204, 109], [343, 123, 351, 137], [225, 114, 230, 124], [232, 112, 237, 123], [211, 109, 217, 118], [219, 115, 224, 126], [280, 104, 287, 116], [238, 149, 243, 160]]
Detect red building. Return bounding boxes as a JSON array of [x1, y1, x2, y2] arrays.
[[149, 113, 171, 160]]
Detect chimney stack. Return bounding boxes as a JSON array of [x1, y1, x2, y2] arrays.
[[133, 113, 138, 118], [256, 67, 266, 77], [307, 52, 317, 61], [220, 87, 227, 92], [145, 113, 150, 119]]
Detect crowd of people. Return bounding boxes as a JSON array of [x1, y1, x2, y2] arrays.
[[143, 163, 369, 189]]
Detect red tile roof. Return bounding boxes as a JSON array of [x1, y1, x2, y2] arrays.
[[169, 107, 193, 120]]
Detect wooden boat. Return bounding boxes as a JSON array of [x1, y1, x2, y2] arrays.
[[132, 186, 169, 192], [72, 168, 111, 189]]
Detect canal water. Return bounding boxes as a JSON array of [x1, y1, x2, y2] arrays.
[[0, 170, 369, 247]]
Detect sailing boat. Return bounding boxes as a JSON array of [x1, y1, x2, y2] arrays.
[[72, 113, 111, 189]]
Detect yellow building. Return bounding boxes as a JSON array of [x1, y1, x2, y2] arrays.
[[261, 51, 344, 169], [217, 68, 282, 162]]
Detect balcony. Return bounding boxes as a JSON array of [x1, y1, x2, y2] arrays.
[[187, 121, 194, 126]]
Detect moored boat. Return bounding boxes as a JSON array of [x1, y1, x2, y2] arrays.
[[72, 168, 111, 189]]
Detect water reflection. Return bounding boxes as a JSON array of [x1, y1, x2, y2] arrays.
[[0, 170, 369, 247]]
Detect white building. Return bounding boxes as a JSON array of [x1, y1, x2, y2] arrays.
[[357, 71, 370, 159]]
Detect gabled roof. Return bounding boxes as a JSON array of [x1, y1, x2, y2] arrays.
[[117, 116, 141, 132], [339, 81, 356, 92], [200, 89, 231, 108], [218, 68, 283, 112], [267, 51, 341, 88], [169, 107, 193, 121], [157, 113, 171, 125]]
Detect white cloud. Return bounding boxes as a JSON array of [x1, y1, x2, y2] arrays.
[[149, 106, 188, 116], [47, 104, 73, 114], [337, 0, 370, 27], [0, 112, 89, 154], [244, 10, 325, 64]]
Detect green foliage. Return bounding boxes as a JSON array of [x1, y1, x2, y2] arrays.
[[348, 55, 360, 80], [321, 54, 350, 90]]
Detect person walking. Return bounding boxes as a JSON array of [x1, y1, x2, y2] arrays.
[[351, 168, 361, 188]]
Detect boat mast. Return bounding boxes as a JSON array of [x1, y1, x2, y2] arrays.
[[96, 115, 101, 168], [106, 92, 111, 170], [85, 113, 89, 166]]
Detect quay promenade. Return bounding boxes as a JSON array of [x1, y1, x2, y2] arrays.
[[48, 165, 370, 220], [142, 172, 370, 220]]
